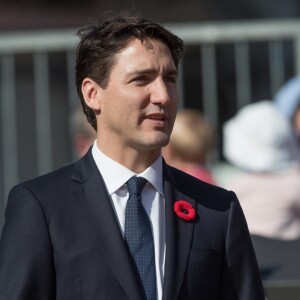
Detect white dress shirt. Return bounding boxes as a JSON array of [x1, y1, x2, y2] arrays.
[[92, 143, 166, 300]]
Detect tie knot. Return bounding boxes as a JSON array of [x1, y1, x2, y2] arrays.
[[127, 176, 147, 196]]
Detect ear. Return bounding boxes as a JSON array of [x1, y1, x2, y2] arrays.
[[81, 78, 102, 111]]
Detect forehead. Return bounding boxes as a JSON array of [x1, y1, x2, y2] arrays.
[[113, 38, 176, 70]]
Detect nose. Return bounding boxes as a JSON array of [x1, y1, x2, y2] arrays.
[[150, 78, 177, 106]]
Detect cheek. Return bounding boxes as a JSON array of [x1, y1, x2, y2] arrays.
[[170, 98, 178, 118], [169, 85, 179, 99], [169, 111, 178, 134], [123, 87, 149, 108], [170, 91, 179, 113]]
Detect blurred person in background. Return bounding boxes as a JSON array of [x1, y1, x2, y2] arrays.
[[274, 76, 300, 148], [223, 100, 300, 240], [69, 103, 96, 158], [163, 108, 216, 184]]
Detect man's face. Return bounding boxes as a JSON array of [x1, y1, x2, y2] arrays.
[[97, 38, 179, 155]]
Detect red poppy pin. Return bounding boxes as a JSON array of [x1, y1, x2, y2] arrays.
[[174, 200, 196, 221]]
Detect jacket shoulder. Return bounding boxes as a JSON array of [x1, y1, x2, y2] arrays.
[[19, 162, 75, 190], [12, 150, 96, 194]]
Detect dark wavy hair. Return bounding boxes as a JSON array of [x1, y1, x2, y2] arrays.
[[75, 10, 184, 130]]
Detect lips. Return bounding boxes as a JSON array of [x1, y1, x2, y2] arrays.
[[146, 113, 166, 121]]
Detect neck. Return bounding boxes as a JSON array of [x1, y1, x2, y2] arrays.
[[96, 140, 161, 173]]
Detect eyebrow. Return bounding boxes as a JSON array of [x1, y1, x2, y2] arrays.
[[128, 68, 178, 77]]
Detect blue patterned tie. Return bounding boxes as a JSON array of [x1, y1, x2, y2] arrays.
[[125, 176, 157, 300]]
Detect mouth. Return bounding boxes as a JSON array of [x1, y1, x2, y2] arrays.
[[146, 113, 166, 121], [144, 113, 168, 130]]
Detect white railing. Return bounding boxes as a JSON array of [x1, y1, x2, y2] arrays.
[[1, 19, 300, 227]]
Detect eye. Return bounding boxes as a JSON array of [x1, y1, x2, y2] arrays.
[[134, 75, 148, 81], [164, 75, 177, 84], [130, 75, 151, 86]]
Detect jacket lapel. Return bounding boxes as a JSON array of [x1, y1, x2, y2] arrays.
[[162, 164, 196, 300], [71, 151, 143, 300], [70, 151, 195, 300]]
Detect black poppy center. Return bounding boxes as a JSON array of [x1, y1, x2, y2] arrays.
[[182, 209, 188, 214]]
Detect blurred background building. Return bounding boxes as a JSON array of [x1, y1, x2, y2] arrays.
[[1, 2, 300, 298]]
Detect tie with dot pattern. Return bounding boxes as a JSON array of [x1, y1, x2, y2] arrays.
[[125, 176, 157, 300]]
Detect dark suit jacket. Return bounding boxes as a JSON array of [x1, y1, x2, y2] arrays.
[[0, 150, 264, 300]]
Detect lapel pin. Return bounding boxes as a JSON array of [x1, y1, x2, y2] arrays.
[[174, 200, 196, 221]]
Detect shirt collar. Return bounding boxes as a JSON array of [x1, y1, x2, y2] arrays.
[[92, 141, 164, 196]]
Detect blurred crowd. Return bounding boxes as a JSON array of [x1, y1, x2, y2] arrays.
[[69, 103, 96, 159], [222, 77, 300, 241], [222, 77, 300, 282], [162, 109, 217, 185]]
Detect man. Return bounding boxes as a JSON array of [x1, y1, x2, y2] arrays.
[[69, 103, 96, 158], [0, 11, 265, 300]]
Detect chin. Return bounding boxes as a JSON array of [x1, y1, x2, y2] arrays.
[[137, 131, 170, 150], [149, 136, 170, 149]]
